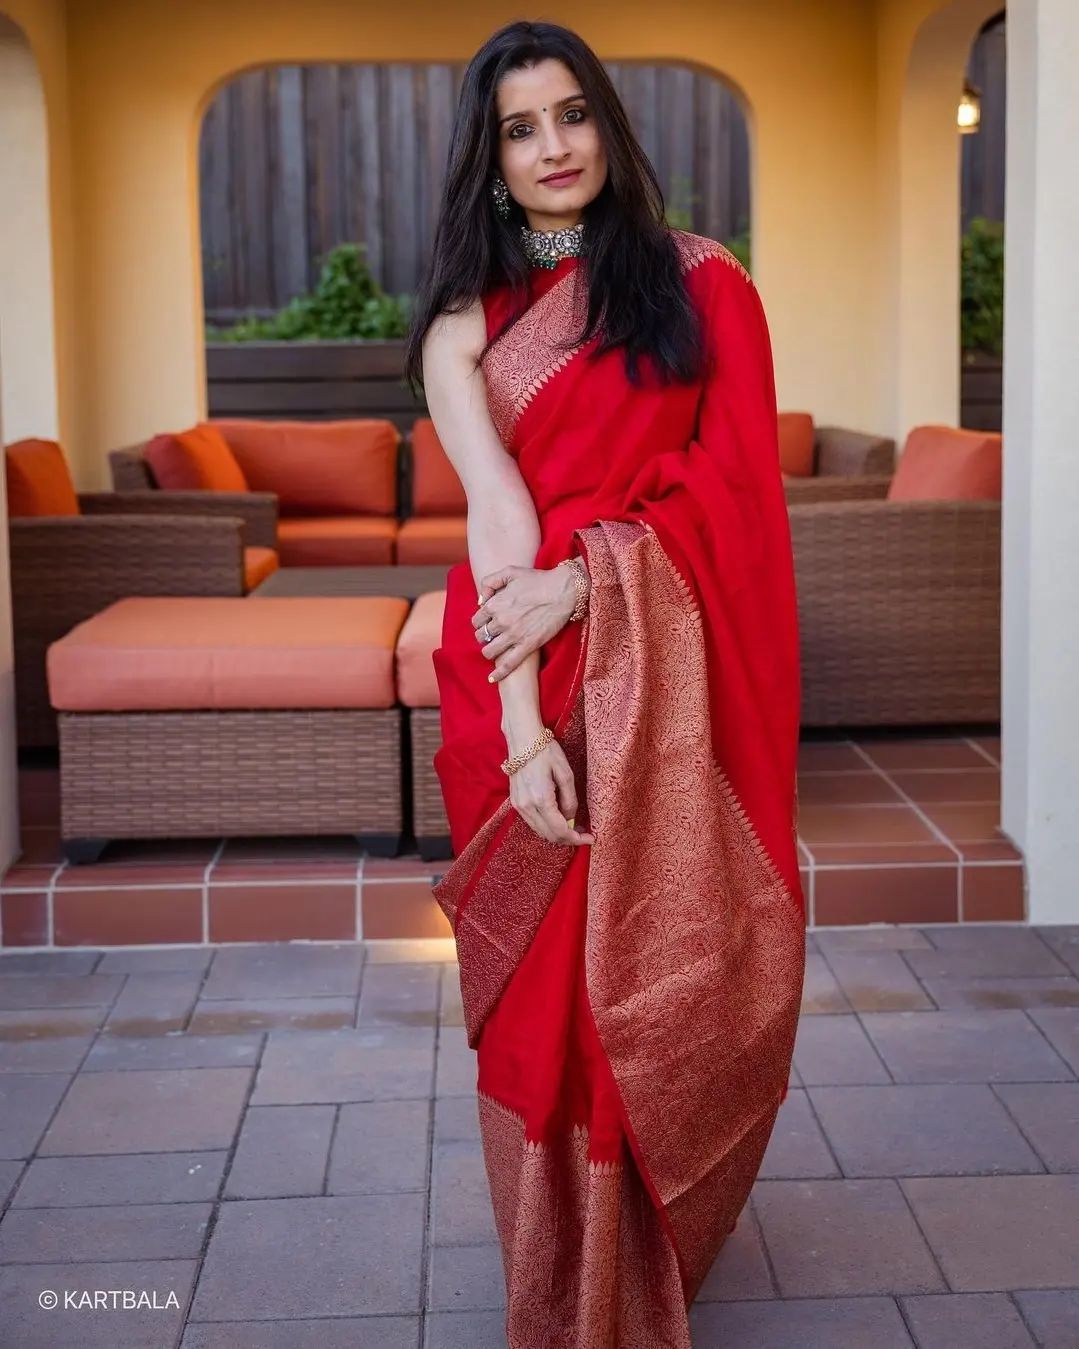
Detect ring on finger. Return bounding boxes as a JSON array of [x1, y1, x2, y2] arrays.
[[480, 620, 493, 643]]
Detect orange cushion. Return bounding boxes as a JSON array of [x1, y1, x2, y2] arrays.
[[211, 418, 399, 517], [47, 596, 409, 711], [395, 516, 469, 566], [4, 439, 80, 517], [777, 413, 815, 477], [887, 426, 1002, 501], [395, 590, 446, 707], [276, 516, 398, 566], [410, 418, 466, 515], [243, 546, 280, 591], [143, 424, 249, 493]]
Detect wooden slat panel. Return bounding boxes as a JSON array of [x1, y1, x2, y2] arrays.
[[207, 340, 411, 378], [201, 43, 1001, 322], [207, 378, 426, 415], [272, 65, 310, 300], [199, 90, 233, 313]]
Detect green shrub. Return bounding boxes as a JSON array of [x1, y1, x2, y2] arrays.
[[722, 227, 751, 274], [205, 242, 413, 342], [961, 216, 1004, 356]]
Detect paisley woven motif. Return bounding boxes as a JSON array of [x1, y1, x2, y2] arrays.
[[573, 517, 805, 1299], [477, 1090, 692, 1349]]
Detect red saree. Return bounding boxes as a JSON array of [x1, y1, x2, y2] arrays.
[[431, 228, 806, 1347]]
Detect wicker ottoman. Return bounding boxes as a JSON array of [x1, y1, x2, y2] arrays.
[[47, 595, 410, 863], [394, 590, 452, 861]]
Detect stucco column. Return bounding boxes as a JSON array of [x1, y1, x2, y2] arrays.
[[1000, 0, 1079, 924]]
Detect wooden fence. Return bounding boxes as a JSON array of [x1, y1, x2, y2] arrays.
[[199, 61, 750, 322], [961, 12, 1006, 232]]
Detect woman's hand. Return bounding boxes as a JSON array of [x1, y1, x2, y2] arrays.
[[472, 563, 586, 682], [506, 733, 595, 846]]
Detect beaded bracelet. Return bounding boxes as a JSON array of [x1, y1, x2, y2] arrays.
[[557, 557, 590, 623], [500, 726, 554, 776]]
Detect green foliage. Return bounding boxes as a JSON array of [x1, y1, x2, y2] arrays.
[[960, 216, 1004, 356], [206, 243, 413, 342], [722, 227, 752, 274], [662, 177, 753, 274], [664, 176, 699, 231]]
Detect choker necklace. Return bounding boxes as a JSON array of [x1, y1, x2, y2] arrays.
[[520, 221, 585, 269]]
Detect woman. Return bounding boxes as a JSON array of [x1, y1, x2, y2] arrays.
[[404, 20, 806, 1347]]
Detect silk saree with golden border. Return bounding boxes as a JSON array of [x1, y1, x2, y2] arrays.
[[430, 229, 806, 1348]]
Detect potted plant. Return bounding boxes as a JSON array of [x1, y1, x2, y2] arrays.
[[960, 216, 1004, 431], [204, 243, 419, 421]]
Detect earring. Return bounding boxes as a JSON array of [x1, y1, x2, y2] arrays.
[[490, 174, 512, 221]]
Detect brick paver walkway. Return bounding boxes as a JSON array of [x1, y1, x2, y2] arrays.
[[1, 924, 1078, 1347]]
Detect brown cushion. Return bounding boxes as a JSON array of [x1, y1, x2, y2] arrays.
[[4, 439, 80, 517], [276, 516, 398, 566], [243, 546, 280, 591], [395, 516, 468, 565], [395, 590, 446, 707], [410, 418, 466, 515], [47, 596, 409, 711], [211, 418, 399, 517], [887, 426, 1002, 501], [144, 424, 249, 492], [777, 413, 815, 477]]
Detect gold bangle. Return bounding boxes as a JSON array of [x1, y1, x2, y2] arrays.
[[557, 557, 589, 623], [500, 726, 554, 776]]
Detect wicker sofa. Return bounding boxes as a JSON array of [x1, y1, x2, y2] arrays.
[[791, 425, 1002, 726], [4, 438, 279, 749], [109, 417, 468, 567], [781, 419, 896, 504], [110, 414, 896, 558]]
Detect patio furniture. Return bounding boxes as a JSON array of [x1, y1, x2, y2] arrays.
[[250, 563, 453, 599], [110, 418, 410, 566], [394, 590, 451, 860], [781, 420, 897, 504], [397, 418, 467, 564], [4, 438, 274, 749], [47, 595, 409, 862], [790, 426, 1002, 725]]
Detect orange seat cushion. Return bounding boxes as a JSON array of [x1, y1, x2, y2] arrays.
[[211, 418, 399, 517], [4, 439, 80, 517], [887, 426, 1002, 501], [395, 590, 446, 707], [47, 596, 410, 711], [243, 546, 280, 591], [395, 516, 468, 565], [777, 412, 815, 477], [410, 418, 466, 515], [276, 516, 398, 566], [144, 424, 249, 492]]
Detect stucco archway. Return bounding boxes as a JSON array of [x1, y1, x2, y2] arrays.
[[0, 12, 59, 442], [892, 0, 1006, 437]]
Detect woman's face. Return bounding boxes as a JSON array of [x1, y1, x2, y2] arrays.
[[495, 58, 607, 233]]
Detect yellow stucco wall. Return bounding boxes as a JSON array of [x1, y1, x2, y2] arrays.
[[2, 0, 998, 487], [1, 0, 74, 455]]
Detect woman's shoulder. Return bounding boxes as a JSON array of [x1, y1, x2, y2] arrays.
[[669, 228, 753, 287]]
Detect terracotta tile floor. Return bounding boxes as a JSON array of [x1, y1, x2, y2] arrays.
[[1, 929, 1078, 1347], [1, 728, 1024, 949]]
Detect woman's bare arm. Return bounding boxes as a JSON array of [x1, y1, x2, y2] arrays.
[[420, 301, 545, 746]]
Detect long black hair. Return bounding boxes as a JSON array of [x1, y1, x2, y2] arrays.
[[402, 20, 707, 396]]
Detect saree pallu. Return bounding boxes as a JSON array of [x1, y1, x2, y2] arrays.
[[431, 229, 806, 1348]]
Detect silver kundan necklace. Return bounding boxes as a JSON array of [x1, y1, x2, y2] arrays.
[[520, 220, 585, 269]]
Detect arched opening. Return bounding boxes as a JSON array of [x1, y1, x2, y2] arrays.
[[193, 58, 752, 419], [959, 9, 1006, 431]]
